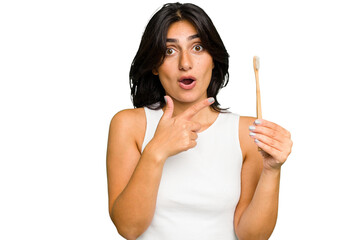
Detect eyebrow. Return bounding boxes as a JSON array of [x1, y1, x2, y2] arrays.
[[166, 34, 200, 43]]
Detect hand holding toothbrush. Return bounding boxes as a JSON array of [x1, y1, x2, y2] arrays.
[[249, 56, 293, 170], [249, 119, 292, 170]]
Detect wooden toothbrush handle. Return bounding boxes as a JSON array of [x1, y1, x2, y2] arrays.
[[255, 70, 263, 152], [255, 70, 262, 120]]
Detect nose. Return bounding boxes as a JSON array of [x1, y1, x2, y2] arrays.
[[178, 51, 192, 71]]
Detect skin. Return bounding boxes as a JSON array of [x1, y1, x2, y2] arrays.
[[152, 20, 217, 127], [106, 20, 293, 240]]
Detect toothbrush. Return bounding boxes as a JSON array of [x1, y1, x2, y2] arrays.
[[253, 56, 262, 120], [253, 56, 264, 153]]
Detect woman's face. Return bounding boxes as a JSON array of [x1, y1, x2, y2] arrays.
[[154, 20, 214, 104]]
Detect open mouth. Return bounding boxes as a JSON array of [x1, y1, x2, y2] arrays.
[[178, 76, 196, 90], [180, 79, 195, 85]]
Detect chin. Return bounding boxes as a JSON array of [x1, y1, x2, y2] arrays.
[[173, 92, 206, 103]]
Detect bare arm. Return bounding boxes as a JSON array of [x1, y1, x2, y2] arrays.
[[236, 161, 281, 239], [107, 109, 165, 239], [234, 117, 292, 240]]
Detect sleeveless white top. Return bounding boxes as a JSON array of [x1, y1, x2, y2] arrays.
[[138, 107, 243, 240]]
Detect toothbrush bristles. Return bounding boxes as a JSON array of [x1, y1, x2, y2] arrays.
[[255, 56, 260, 70]]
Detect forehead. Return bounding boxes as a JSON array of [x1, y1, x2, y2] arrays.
[[166, 20, 198, 38]]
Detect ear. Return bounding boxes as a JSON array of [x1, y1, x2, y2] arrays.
[[212, 61, 215, 69], [152, 68, 159, 75]]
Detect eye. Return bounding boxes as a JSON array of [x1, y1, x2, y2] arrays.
[[165, 48, 175, 56], [193, 44, 203, 52]]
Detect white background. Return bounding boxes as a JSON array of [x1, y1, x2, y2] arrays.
[[1, 0, 359, 239]]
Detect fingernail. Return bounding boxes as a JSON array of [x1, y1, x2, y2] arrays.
[[164, 96, 167, 104], [254, 139, 260, 143], [208, 97, 215, 103], [255, 119, 261, 125], [249, 126, 256, 131], [249, 132, 256, 137]]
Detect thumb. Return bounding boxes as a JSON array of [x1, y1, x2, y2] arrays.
[[162, 96, 174, 119]]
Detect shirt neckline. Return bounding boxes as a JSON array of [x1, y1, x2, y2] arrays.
[[157, 108, 222, 135], [197, 112, 222, 135]]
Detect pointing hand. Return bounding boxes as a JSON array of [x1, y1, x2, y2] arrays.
[[148, 96, 215, 161]]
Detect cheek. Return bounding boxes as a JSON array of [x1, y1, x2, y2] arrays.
[[157, 68, 171, 85], [158, 71, 175, 93], [199, 54, 213, 69], [199, 58, 214, 79], [158, 77, 170, 91], [157, 61, 175, 80]]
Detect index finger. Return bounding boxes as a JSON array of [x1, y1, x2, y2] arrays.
[[181, 97, 215, 120]]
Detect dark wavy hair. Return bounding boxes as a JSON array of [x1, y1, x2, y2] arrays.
[[129, 2, 229, 112]]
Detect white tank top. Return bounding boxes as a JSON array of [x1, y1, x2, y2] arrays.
[[138, 107, 243, 240]]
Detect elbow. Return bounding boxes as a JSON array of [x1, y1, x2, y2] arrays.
[[110, 211, 146, 240], [114, 226, 139, 240], [111, 218, 141, 240], [236, 235, 269, 240], [236, 231, 272, 240], [236, 226, 273, 240], [235, 218, 276, 240]]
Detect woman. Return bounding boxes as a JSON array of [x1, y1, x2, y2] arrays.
[[107, 3, 292, 240]]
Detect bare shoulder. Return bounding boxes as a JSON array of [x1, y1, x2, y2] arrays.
[[239, 116, 256, 129], [238, 116, 257, 159], [110, 108, 145, 127], [109, 108, 146, 152]]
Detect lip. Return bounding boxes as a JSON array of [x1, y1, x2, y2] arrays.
[[178, 76, 197, 90]]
